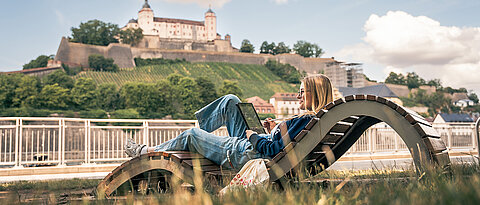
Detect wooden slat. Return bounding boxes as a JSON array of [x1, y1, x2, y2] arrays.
[[181, 158, 216, 167], [293, 130, 309, 142], [304, 118, 318, 130], [342, 116, 359, 123], [385, 100, 399, 110], [396, 106, 408, 116], [433, 151, 450, 167], [334, 98, 345, 106], [376, 96, 387, 104], [322, 133, 343, 143], [316, 110, 327, 118], [283, 142, 296, 153], [266, 151, 286, 167], [329, 123, 351, 133], [325, 102, 335, 110], [345, 95, 355, 102], [405, 114, 431, 127], [162, 151, 190, 158], [423, 137, 447, 153], [366, 95, 377, 101], [171, 153, 205, 164], [355, 94, 366, 100], [413, 123, 440, 138]]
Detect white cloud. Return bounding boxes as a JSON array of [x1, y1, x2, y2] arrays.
[[335, 11, 480, 94], [160, 0, 231, 8], [273, 0, 289, 4], [54, 10, 67, 26]]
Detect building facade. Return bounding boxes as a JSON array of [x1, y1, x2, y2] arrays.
[[269, 93, 304, 118], [246, 96, 275, 114], [125, 0, 217, 42]]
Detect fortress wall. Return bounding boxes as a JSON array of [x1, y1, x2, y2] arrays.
[[55, 39, 331, 72], [106, 44, 135, 68], [55, 37, 107, 68]]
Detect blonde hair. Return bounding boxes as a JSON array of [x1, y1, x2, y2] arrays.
[[302, 74, 333, 114]]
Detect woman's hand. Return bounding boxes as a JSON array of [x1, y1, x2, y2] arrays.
[[246, 130, 257, 140], [263, 118, 276, 133]]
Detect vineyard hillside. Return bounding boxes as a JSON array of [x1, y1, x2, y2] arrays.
[[75, 62, 298, 100]]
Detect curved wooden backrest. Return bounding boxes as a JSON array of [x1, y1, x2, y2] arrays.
[[267, 95, 450, 181], [97, 151, 233, 197]]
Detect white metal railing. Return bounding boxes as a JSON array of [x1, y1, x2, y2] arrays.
[[0, 118, 476, 168]]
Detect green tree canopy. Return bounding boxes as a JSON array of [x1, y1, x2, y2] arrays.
[[44, 70, 75, 89], [23, 55, 54, 70], [119, 28, 144, 46], [96, 83, 122, 111], [88, 54, 118, 72], [273, 42, 291, 55], [0, 74, 22, 108], [71, 78, 97, 109], [293, 40, 323, 58], [219, 80, 243, 98], [13, 75, 40, 107], [468, 92, 479, 104], [240, 39, 254, 53], [265, 60, 302, 84], [36, 84, 70, 109], [195, 77, 218, 107], [70, 19, 120, 46], [260, 41, 275, 54]]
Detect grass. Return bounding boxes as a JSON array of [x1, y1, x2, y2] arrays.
[[75, 62, 298, 100], [1, 163, 480, 204]]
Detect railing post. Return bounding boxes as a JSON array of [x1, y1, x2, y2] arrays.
[[57, 119, 62, 166], [14, 118, 21, 168], [394, 131, 398, 152], [143, 121, 149, 147], [84, 119, 89, 164], [475, 118, 480, 159], [447, 124, 453, 150], [59, 119, 65, 166]]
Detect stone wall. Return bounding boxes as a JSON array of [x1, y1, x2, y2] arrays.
[[54, 38, 332, 75]]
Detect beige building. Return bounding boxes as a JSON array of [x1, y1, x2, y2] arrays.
[[125, 0, 216, 42], [269, 93, 303, 118], [246, 96, 275, 114]]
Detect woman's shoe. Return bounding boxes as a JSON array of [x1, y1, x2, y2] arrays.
[[124, 138, 146, 158]]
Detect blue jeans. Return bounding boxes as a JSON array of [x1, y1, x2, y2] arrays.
[[154, 94, 266, 169]]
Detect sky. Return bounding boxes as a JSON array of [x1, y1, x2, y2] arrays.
[[1, 0, 479, 94]]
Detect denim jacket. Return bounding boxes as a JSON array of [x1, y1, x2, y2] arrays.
[[248, 114, 314, 157]]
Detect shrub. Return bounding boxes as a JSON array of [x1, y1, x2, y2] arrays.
[[88, 54, 118, 72]]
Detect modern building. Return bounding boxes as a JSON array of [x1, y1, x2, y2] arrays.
[[322, 58, 365, 88], [246, 96, 275, 114]]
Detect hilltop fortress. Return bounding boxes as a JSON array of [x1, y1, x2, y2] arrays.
[[54, 0, 365, 88]]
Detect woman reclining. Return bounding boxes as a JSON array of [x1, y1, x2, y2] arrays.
[[125, 75, 333, 170]]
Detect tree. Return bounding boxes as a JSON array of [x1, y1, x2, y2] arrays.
[[23, 55, 54, 70], [240, 39, 254, 53], [265, 60, 302, 84], [427, 79, 442, 89], [406, 72, 424, 89], [0, 74, 22, 108], [176, 77, 201, 119], [385, 72, 406, 85], [293, 40, 323, 58], [71, 78, 97, 109], [70, 19, 120, 46], [44, 70, 75, 89], [120, 82, 164, 118], [13, 75, 40, 107], [119, 28, 144, 46], [468, 92, 479, 104], [219, 80, 243, 97], [195, 77, 218, 106], [36, 84, 70, 109], [96, 83, 121, 111], [260, 41, 270, 54], [273, 42, 291, 55], [88, 54, 118, 72]]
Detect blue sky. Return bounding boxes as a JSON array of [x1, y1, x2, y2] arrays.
[[1, 0, 479, 94]]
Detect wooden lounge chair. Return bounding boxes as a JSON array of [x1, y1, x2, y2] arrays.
[[97, 95, 450, 197]]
